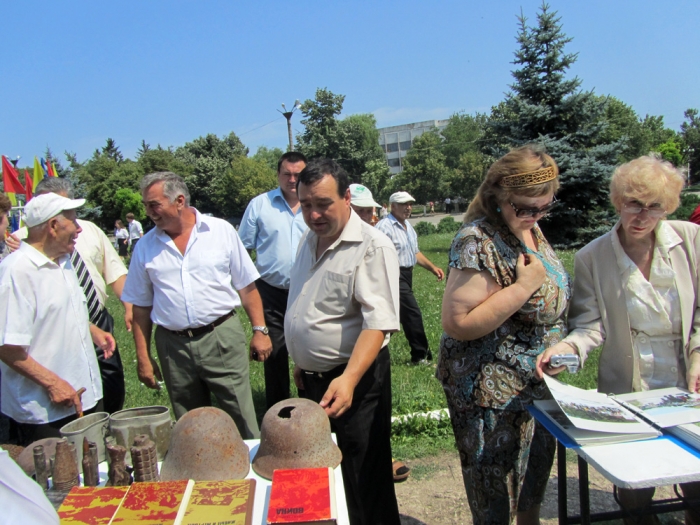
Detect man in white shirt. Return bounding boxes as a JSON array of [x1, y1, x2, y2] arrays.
[[286, 159, 401, 525], [123, 172, 272, 439], [126, 212, 143, 252], [10, 177, 130, 414], [0, 193, 115, 446]]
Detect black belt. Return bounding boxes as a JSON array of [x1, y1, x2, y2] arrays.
[[168, 311, 235, 338]]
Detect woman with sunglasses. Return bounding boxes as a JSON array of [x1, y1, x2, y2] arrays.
[[537, 154, 700, 525], [439, 145, 570, 525]]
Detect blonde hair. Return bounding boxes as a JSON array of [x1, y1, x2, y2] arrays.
[[465, 145, 560, 223], [609, 154, 685, 214]]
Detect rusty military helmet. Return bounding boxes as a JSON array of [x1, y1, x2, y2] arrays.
[[252, 398, 342, 480], [160, 407, 249, 481]]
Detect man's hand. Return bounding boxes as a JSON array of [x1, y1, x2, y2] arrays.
[[433, 267, 445, 281], [123, 303, 133, 332], [250, 332, 273, 362], [89, 325, 116, 359], [5, 233, 20, 252], [138, 355, 163, 390], [46, 377, 84, 415], [293, 365, 305, 391], [688, 351, 700, 393], [319, 374, 356, 418]]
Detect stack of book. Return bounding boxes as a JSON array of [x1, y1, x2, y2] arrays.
[[535, 376, 700, 448], [58, 478, 256, 525]]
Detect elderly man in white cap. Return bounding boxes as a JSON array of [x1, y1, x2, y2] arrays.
[[0, 193, 115, 446], [376, 191, 444, 365], [349, 183, 381, 225]]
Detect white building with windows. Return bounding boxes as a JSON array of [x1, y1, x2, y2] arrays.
[[377, 119, 449, 174]]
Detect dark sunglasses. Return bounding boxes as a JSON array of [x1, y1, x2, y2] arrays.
[[509, 196, 558, 218]]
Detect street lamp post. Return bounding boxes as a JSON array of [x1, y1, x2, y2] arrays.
[[278, 100, 301, 152], [689, 148, 695, 187]]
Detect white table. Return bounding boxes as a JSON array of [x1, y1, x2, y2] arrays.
[[92, 438, 350, 525], [529, 405, 700, 524]]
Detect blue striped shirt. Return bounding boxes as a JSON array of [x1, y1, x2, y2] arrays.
[[375, 214, 419, 268]]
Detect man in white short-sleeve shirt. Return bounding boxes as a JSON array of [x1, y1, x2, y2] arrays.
[[122, 172, 272, 438], [0, 193, 115, 446], [285, 159, 401, 525]]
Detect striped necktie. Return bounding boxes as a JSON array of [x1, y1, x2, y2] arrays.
[[71, 249, 102, 324]]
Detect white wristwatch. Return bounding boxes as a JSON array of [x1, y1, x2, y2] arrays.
[[252, 326, 269, 336]]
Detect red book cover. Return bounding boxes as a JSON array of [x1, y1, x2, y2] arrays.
[[57, 486, 129, 524], [267, 468, 336, 525], [109, 480, 194, 525]]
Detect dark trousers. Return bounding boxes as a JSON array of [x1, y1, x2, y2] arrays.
[[256, 279, 292, 409], [13, 400, 105, 447], [301, 347, 400, 525], [94, 308, 125, 414], [399, 267, 431, 362]]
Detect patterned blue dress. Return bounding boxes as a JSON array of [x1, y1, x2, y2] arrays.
[[437, 218, 571, 525]]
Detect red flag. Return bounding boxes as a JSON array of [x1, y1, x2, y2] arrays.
[[46, 161, 54, 177], [25, 169, 33, 201], [2, 156, 25, 194]]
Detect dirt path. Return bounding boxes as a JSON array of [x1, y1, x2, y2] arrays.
[[395, 449, 684, 525]]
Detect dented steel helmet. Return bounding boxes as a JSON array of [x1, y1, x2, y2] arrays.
[[160, 407, 249, 480], [252, 398, 342, 480]]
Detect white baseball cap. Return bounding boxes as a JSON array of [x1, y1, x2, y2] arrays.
[[389, 191, 415, 204], [350, 184, 381, 208], [24, 193, 85, 228]]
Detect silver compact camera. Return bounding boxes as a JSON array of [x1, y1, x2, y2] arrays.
[[549, 354, 580, 373]]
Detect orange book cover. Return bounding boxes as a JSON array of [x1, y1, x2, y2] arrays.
[[109, 480, 194, 525], [267, 468, 337, 525], [58, 486, 129, 524], [179, 479, 256, 525]]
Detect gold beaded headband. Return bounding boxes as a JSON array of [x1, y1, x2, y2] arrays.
[[498, 166, 557, 188]]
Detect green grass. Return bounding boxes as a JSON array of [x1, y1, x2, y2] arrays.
[[107, 238, 599, 459]]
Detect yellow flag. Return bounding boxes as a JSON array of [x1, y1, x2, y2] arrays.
[[6, 193, 16, 206], [33, 157, 44, 189]]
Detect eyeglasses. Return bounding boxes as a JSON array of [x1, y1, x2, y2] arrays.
[[509, 197, 558, 218], [621, 202, 666, 218]]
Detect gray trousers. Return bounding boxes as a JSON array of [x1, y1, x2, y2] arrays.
[[154, 314, 260, 439]]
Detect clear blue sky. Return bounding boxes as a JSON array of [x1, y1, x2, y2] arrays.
[[2, 1, 698, 165]]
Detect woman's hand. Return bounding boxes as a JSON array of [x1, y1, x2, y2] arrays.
[[514, 253, 546, 296], [535, 342, 577, 380]]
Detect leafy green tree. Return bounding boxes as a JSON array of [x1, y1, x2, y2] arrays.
[[210, 157, 278, 218], [681, 109, 700, 184], [137, 146, 192, 176], [296, 89, 389, 183], [390, 130, 450, 203], [654, 139, 684, 166], [486, 3, 624, 247], [252, 146, 285, 172], [441, 113, 488, 170], [443, 150, 490, 202], [114, 188, 146, 222], [174, 132, 249, 213], [101, 138, 124, 163]]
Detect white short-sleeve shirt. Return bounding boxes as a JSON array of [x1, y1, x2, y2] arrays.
[[285, 210, 401, 372], [122, 210, 260, 331], [0, 243, 102, 424]]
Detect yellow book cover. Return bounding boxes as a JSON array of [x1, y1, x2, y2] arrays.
[[109, 480, 194, 525], [178, 479, 256, 525], [58, 486, 129, 524]]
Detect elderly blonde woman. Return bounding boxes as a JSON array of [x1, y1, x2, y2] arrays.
[[538, 154, 700, 525], [440, 145, 570, 525]]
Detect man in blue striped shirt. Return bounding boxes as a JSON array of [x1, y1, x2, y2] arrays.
[[239, 152, 308, 408], [376, 192, 444, 365]]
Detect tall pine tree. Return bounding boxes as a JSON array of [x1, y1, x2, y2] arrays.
[[486, 3, 623, 247]]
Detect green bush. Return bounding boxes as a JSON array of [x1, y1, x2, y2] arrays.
[[436, 216, 461, 234], [669, 192, 700, 221], [414, 221, 437, 236]]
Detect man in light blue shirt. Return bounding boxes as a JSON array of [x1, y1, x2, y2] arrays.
[[239, 152, 307, 408], [376, 191, 444, 365]]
